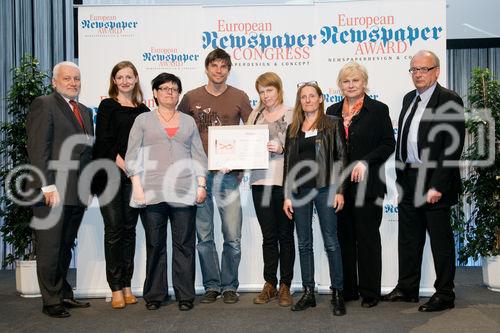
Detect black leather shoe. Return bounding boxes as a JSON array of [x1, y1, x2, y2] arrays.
[[418, 295, 454, 312], [63, 298, 90, 308], [291, 287, 316, 311], [42, 305, 71, 318], [381, 289, 419, 303], [146, 301, 161, 310], [361, 297, 379, 308], [331, 289, 346, 316], [178, 300, 194, 311]]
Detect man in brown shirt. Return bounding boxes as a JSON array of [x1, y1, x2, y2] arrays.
[[178, 48, 252, 304]]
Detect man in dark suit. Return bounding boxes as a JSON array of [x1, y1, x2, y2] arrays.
[[26, 61, 94, 318], [382, 50, 465, 312]]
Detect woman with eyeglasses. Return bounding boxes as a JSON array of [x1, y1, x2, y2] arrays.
[[92, 60, 149, 309], [125, 73, 207, 311], [326, 62, 395, 308], [247, 72, 295, 307], [283, 81, 348, 315]]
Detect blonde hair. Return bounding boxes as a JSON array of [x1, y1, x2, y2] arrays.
[[336, 61, 369, 94]]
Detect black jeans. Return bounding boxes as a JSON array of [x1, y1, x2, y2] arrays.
[[99, 180, 145, 291], [142, 202, 197, 303], [251, 185, 295, 287]]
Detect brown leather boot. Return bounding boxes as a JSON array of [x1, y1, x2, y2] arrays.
[[254, 282, 278, 304], [278, 283, 293, 307]]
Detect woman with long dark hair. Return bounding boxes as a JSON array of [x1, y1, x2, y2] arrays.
[[92, 60, 149, 309], [283, 82, 348, 315]]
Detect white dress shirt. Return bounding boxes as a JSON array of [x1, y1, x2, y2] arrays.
[[400, 83, 437, 164]]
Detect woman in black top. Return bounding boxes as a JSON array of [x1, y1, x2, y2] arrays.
[[326, 62, 395, 308], [283, 82, 348, 315], [92, 61, 149, 309]]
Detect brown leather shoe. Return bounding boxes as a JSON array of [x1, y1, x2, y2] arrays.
[[278, 283, 293, 307], [111, 291, 126, 309], [124, 294, 137, 305], [111, 298, 126, 309], [253, 282, 278, 304]]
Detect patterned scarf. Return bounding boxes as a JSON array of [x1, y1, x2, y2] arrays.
[[342, 97, 363, 139]]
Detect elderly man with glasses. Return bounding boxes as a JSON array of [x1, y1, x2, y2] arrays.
[[382, 50, 465, 312]]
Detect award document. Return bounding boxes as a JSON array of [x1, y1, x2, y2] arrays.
[[208, 125, 269, 170]]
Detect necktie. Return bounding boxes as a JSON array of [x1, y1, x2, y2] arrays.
[[400, 95, 421, 162], [69, 100, 86, 133]]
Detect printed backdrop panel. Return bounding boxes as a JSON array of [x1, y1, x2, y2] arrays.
[[76, 0, 445, 297]]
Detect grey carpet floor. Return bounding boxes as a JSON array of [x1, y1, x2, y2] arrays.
[[1, 267, 499, 333]]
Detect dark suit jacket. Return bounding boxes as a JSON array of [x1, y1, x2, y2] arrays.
[[326, 94, 395, 199], [26, 91, 94, 206], [395, 83, 465, 207]]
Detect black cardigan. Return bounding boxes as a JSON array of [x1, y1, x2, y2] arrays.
[[91, 98, 150, 194]]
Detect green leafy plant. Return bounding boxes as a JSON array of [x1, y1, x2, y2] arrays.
[[453, 68, 500, 264], [0, 54, 51, 267]]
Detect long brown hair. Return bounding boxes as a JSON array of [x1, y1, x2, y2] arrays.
[[288, 83, 329, 138], [108, 60, 144, 106]]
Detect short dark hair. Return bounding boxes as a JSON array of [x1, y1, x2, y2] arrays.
[[204, 48, 232, 71], [151, 72, 182, 105]]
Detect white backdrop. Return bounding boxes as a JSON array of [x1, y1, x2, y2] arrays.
[[75, 0, 446, 298]]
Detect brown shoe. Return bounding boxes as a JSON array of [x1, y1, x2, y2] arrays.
[[124, 294, 137, 305], [123, 288, 137, 305], [253, 282, 278, 304], [111, 290, 126, 309], [278, 283, 293, 307]]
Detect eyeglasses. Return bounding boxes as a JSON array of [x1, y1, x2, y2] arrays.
[[157, 86, 179, 93], [297, 81, 318, 88], [408, 66, 438, 74]]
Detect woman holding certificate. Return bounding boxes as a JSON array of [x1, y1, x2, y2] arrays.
[[283, 81, 348, 316], [125, 73, 207, 311], [247, 72, 295, 307]]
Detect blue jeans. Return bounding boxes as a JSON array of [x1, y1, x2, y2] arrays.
[[196, 172, 242, 292], [293, 186, 343, 290]]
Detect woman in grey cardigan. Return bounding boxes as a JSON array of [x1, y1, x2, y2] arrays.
[[125, 73, 207, 311]]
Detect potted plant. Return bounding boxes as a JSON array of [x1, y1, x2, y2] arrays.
[[453, 68, 500, 291], [0, 54, 51, 297]]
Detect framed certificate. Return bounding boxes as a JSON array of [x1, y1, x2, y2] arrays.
[[208, 125, 269, 170]]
